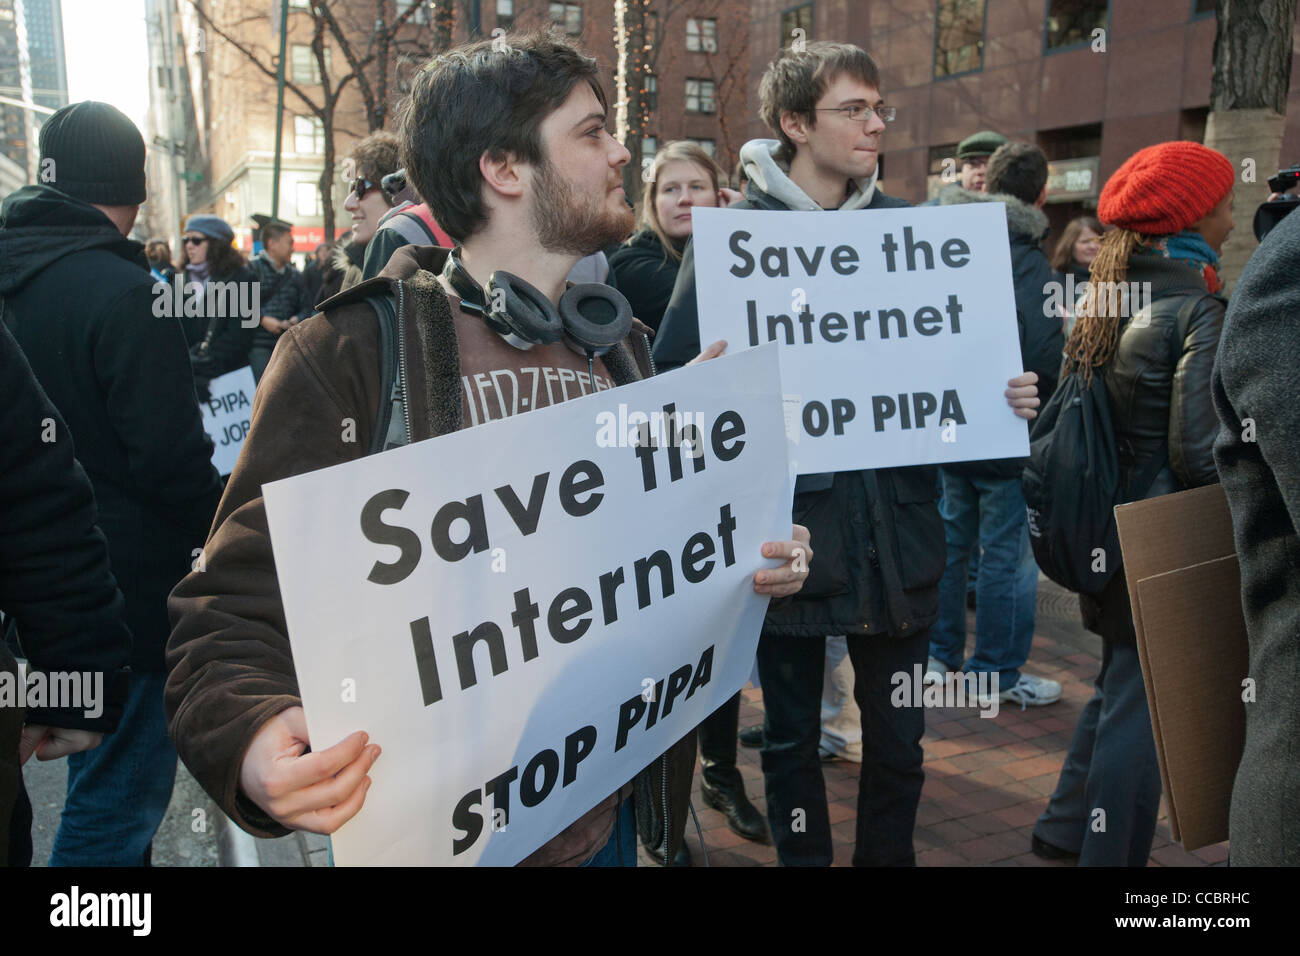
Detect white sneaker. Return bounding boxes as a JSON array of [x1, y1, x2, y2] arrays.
[[924, 656, 948, 686], [998, 673, 1062, 709]]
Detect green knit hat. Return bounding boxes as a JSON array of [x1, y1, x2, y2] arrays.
[[957, 130, 1008, 161]]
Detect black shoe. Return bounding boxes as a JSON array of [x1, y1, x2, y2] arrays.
[[738, 724, 763, 748], [701, 779, 769, 843], [1031, 833, 1079, 862], [646, 839, 691, 867]]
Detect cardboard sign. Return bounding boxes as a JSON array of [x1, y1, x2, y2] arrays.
[[1114, 484, 1247, 850], [690, 204, 1030, 475], [262, 346, 793, 865], [199, 365, 255, 476]]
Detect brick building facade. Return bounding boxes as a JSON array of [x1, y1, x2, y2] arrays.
[[147, 0, 751, 252], [745, 0, 1300, 244]]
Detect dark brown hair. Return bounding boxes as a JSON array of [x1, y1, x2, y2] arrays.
[[985, 142, 1049, 205], [1051, 215, 1104, 272], [758, 42, 882, 163], [201, 231, 247, 280], [261, 222, 291, 244], [399, 29, 607, 242], [348, 131, 401, 208]]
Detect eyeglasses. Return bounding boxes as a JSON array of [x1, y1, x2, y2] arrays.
[[182, 235, 208, 245], [815, 104, 896, 124], [350, 177, 378, 200]]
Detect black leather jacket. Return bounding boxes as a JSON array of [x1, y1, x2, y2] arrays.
[[1101, 254, 1225, 499]]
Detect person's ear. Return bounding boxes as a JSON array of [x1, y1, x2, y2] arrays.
[[479, 150, 525, 201], [1035, 185, 1047, 208], [780, 109, 812, 149]]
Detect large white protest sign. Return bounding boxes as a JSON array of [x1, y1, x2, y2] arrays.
[[199, 365, 255, 476], [262, 345, 792, 866], [692, 204, 1030, 475]]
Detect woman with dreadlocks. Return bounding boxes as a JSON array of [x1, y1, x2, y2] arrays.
[[1031, 141, 1233, 867]]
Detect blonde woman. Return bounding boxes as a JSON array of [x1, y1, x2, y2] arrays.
[[608, 141, 738, 333]]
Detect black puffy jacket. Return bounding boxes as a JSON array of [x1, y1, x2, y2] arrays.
[[654, 183, 944, 639], [1103, 255, 1225, 496], [0, 185, 223, 672], [608, 229, 682, 334], [1079, 254, 1225, 645]]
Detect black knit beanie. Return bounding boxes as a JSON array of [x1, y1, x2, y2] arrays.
[[38, 101, 147, 206]]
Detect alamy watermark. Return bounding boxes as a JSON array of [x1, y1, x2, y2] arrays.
[[595, 402, 708, 458], [1044, 274, 1152, 321], [1, 661, 103, 719], [152, 280, 262, 327], [891, 665, 999, 718]]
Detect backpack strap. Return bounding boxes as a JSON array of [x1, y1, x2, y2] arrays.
[[406, 204, 453, 248], [365, 292, 409, 455]]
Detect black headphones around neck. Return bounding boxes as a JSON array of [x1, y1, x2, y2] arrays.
[[442, 247, 633, 357]]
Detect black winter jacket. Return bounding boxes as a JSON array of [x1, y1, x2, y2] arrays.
[[608, 229, 682, 334], [249, 252, 310, 351], [180, 261, 259, 395], [0, 320, 130, 730], [1212, 207, 1300, 865], [1079, 254, 1225, 645], [0, 185, 223, 672], [654, 183, 945, 638], [940, 188, 1064, 480]]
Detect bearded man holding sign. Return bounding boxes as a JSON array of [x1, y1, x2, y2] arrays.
[[653, 42, 1040, 867], [164, 31, 810, 867]]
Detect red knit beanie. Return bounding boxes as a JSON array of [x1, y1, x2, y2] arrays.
[[1098, 142, 1235, 235]]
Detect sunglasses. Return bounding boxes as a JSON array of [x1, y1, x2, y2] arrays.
[[350, 177, 378, 200], [182, 235, 209, 245]]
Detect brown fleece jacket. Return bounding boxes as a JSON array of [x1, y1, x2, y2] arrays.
[[164, 244, 692, 864]]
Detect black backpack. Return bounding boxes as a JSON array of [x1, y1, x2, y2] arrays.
[[1021, 292, 1206, 594]]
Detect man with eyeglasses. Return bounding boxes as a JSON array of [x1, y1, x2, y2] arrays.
[[652, 41, 1040, 866]]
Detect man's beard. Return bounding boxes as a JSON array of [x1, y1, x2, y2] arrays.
[[531, 157, 634, 256]]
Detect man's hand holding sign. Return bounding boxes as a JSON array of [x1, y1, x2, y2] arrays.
[[691, 204, 1037, 475], [255, 346, 806, 861]]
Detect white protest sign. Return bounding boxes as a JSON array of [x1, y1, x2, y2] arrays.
[[199, 365, 255, 476], [262, 345, 792, 866], [692, 204, 1029, 475]]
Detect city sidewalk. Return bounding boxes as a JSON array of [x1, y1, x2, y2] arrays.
[[671, 578, 1228, 868], [222, 578, 1227, 868]]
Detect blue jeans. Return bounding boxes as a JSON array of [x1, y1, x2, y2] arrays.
[[930, 470, 1038, 687], [1034, 637, 1161, 866], [49, 671, 178, 867], [579, 797, 637, 867]]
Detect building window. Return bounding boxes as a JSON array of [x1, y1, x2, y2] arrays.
[[934, 0, 985, 77], [642, 136, 658, 163], [1045, 0, 1109, 51], [291, 44, 330, 84], [497, 0, 514, 29], [296, 181, 319, 217], [781, 3, 813, 50], [688, 138, 716, 157], [396, 0, 430, 24], [685, 78, 716, 114], [294, 116, 324, 154], [549, 3, 582, 35], [289, 0, 311, 8], [643, 73, 658, 111], [686, 18, 718, 53], [1191, 0, 1215, 15]]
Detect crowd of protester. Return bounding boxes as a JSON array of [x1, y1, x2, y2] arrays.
[[0, 28, 1295, 869]]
